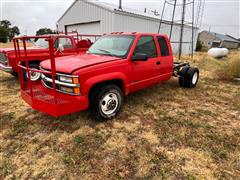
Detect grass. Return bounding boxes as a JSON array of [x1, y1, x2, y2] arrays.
[[0, 51, 240, 179], [0, 42, 33, 48]]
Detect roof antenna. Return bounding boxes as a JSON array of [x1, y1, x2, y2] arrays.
[[119, 0, 122, 10]]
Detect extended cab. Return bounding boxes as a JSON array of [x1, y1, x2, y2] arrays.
[[17, 33, 199, 120], [0, 34, 99, 80]]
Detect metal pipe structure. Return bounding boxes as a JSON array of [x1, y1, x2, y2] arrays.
[[158, 0, 167, 33], [169, 0, 177, 41], [119, 0, 122, 10], [178, 0, 187, 60], [191, 0, 195, 58]]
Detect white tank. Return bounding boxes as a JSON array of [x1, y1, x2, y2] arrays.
[[208, 48, 229, 58]]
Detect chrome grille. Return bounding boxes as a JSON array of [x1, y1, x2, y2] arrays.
[[0, 53, 8, 65]]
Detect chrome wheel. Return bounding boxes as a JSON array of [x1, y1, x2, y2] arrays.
[[100, 92, 119, 115], [26, 68, 41, 81], [192, 72, 198, 85]]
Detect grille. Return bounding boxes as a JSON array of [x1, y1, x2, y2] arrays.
[[0, 53, 8, 64]]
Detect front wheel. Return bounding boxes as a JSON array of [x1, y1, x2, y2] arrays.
[[90, 84, 124, 121], [23, 64, 41, 81]]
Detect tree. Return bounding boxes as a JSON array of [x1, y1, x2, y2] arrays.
[[196, 39, 203, 52], [36, 28, 56, 36], [9, 26, 20, 41], [0, 26, 8, 43], [0, 20, 20, 42]]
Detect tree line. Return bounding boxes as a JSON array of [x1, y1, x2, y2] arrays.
[[0, 19, 57, 43], [0, 20, 20, 43]]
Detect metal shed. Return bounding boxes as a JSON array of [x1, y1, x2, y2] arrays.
[[57, 0, 198, 54]]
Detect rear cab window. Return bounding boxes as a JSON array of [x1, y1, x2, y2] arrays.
[[134, 36, 157, 58], [157, 36, 170, 57]]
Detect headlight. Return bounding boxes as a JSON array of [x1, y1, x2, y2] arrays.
[[59, 75, 79, 84], [58, 75, 80, 95], [59, 76, 73, 83]]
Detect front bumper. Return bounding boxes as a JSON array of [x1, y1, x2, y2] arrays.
[[0, 63, 13, 73], [21, 82, 89, 117]]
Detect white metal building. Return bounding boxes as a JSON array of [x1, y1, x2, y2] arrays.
[[57, 0, 198, 54]]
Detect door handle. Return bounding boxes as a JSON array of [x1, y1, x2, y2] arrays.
[[156, 61, 161, 65]]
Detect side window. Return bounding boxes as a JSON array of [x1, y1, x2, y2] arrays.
[[157, 36, 170, 56], [134, 36, 157, 58], [56, 37, 73, 48]]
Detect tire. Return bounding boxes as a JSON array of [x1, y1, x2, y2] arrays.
[[90, 84, 124, 121], [184, 67, 199, 88], [23, 64, 41, 81], [11, 72, 18, 77], [178, 66, 189, 87]]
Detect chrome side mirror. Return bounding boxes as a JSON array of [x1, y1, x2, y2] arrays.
[[58, 44, 64, 52]]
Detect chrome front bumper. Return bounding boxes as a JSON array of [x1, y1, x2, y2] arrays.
[[0, 63, 13, 73]]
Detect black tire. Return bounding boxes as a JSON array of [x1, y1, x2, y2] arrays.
[[178, 66, 189, 87], [23, 64, 41, 81], [90, 84, 124, 121], [11, 72, 18, 77], [184, 67, 199, 88]]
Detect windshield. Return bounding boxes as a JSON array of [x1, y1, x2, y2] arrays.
[[34, 38, 49, 48], [88, 35, 135, 58]]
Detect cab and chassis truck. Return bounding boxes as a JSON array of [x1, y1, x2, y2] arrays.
[[15, 32, 199, 121]]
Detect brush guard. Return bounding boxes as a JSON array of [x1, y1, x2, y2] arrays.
[[14, 36, 88, 116]]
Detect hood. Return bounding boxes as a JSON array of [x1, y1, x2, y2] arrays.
[[40, 53, 121, 74], [0, 46, 45, 54]]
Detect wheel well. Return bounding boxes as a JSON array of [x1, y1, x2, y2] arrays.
[[88, 79, 125, 98], [21, 60, 40, 66]]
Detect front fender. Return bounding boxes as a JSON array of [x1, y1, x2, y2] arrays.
[[82, 72, 128, 95]]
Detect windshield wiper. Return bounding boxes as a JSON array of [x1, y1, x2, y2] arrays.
[[97, 49, 123, 58], [97, 48, 112, 54]]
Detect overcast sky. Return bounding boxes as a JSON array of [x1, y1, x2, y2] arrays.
[[1, 0, 239, 37]]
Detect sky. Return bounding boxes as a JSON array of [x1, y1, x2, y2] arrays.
[[1, 0, 239, 38]]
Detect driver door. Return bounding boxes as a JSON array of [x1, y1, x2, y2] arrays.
[[129, 35, 160, 92]]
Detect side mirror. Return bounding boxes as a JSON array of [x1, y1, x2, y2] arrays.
[[58, 44, 64, 52], [132, 53, 148, 61]]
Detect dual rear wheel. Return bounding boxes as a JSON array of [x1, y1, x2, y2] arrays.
[[179, 67, 199, 88]]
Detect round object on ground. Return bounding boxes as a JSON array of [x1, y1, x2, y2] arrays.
[[90, 84, 123, 121], [208, 48, 229, 58]]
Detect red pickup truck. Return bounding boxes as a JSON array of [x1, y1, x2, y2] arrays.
[[16, 32, 199, 121], [0, 34, 100, 80]]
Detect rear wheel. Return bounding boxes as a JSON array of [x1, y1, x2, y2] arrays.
[[178, 66, 189, 87], [179, 67, 199, 88], [90, 84, 123, 121], [185, 67, 199, 88]]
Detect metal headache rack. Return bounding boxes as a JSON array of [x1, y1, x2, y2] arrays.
[[13, 36, 87, 116], [58, 31, 101, 43]]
